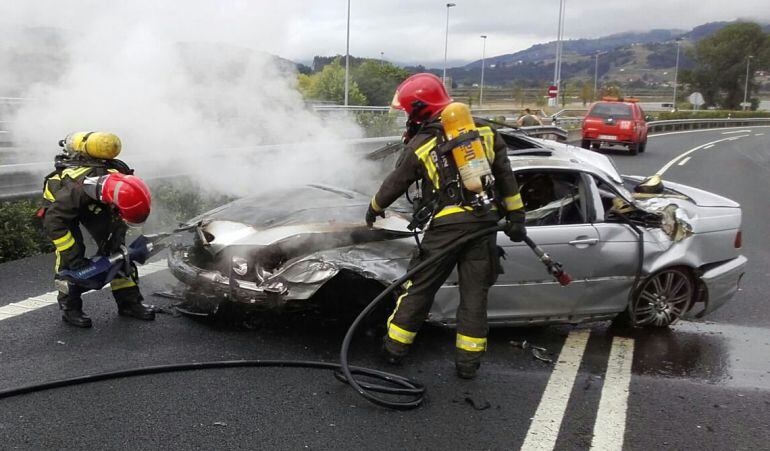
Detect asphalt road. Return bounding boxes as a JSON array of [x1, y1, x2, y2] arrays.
[[1, 128, 769, 450]]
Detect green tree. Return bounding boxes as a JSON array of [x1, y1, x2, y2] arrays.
[[685, 22, 770, 109], [297, 58, 367, 105], [352, 61, 410, 106]]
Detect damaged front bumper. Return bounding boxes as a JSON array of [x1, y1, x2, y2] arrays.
[[168, 246, 336, 313]]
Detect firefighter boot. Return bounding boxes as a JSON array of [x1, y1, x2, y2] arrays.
[[58, 295, 92, 328], [456, 350, 482, 380], [382, 337, 409, 365], [116, 295, 155, 321], [456, 361, 480, 380]]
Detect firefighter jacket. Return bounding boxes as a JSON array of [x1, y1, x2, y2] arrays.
[[371, 120, 524, 227], [42, 159, 132, 271]]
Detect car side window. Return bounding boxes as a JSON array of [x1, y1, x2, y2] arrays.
[[515, 171, 587, 226]]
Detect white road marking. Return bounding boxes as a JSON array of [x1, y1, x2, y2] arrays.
[[677, 156, 692, 166], [656, 135, 749, 175], [0, 261, 168, 322], [702, 144, 714, 149], [722, 129, 752, 134], [590, 336, 635, 451], [520, 330, 590, 451], [648, 125, 770, 138], [756, 133, 765, 136]]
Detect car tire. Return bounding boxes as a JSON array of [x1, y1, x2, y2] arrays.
[[581, 139, 591, 149], [639, 139, 647, 153], [629, 143, 639, 155], [618, 267, 695, 328]]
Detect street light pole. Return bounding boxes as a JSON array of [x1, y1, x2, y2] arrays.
[[479, 35, 487, 107], [593, 52, 600, 100], [672, 39, 681, 111], [443, 3, 456, 86], [551, 0, 565, 107], [344, 0, 351, 106], [743, 55, 754, 111]]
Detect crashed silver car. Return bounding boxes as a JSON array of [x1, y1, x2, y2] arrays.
[[167, 130, 746, 328]]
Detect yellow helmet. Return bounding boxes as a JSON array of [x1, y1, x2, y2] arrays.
[[63, 131, 122, 160]]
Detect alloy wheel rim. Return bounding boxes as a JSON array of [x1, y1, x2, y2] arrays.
[[633, 269, 692, 326]]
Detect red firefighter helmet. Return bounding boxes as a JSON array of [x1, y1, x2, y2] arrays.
[[93, 173, 152, 225], [391, 73, 452, 123]]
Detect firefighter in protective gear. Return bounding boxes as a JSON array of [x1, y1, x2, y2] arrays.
[[42, 133, 155, 328], [369, 73, 526, 379]]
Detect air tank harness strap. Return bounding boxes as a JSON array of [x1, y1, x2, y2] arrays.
[[433, 129, 480, 158]]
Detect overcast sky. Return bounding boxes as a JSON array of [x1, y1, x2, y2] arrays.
[[2, 0, 768, 67]]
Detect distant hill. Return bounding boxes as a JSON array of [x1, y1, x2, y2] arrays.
[[463, 29, 684, 69], [442, 20, 767, 89]]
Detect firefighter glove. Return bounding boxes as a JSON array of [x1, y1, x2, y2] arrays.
[[504, 210, 527, 242], [366, 204, 385, 227]]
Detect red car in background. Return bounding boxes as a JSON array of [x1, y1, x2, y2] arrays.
[[581, 97, 650, 155]]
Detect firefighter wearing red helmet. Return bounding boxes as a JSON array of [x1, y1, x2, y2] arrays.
[[366, 73, 526, 379], [42, 132, 155, 327]]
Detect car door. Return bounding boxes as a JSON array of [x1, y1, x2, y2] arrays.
[[485, 170, 602, 324], [577, 174, 641, 315]]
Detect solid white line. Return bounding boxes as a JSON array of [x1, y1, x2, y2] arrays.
[[648, 125, 770, 138], [590, 336, 635, 451], [677, 156, 691, 166], [702, 144, 714, 149], [520, 330, 591, 451], [0, 261, 168, 322], [721, 129, 752, 135], [656, 135, 748, 175]]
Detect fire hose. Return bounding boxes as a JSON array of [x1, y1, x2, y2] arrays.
[[0, 223, 570, 410]]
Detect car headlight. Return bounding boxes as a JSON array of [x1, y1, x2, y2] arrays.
[[231, 256, 249, 276]]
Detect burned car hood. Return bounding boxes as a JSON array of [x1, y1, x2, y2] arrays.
[[187, 184, 412, 256]]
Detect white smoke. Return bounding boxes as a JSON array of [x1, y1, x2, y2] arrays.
[[2, 1, 380, 198]]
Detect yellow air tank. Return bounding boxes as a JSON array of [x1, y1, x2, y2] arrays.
[[63, 131, 122, 160], [440, 102, 491, 193]]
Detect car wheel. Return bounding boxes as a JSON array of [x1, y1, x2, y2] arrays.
[[639, 139, 647, 153], [626, 267, 694, 328], [581, 139, 591, 149], [629, 143, 639, 155]]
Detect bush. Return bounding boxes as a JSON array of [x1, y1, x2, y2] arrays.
[[0, 200, 53, 263], [656, 110, 770, 121], [145, 178, 235, 231], [355, 112, 403, 137]]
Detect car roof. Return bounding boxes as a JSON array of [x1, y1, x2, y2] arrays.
[[505, 139, 625, 184]]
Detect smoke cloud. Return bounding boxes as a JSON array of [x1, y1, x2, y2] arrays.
[[2, 1, 383, 201]]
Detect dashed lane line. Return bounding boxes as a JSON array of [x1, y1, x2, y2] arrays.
[[677, 156, 692, 166], [0, 261, 168, 322], [520, 330, 591, 451], [656, 135, 749, 175], [590, 336, 635, 451], [756, 133, 765, 136], [721, 129, 752, 134]]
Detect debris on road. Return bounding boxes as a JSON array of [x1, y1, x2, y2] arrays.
[[464, 396, 492, 411], [510, 340, 554, 364]]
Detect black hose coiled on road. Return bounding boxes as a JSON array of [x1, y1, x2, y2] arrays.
[[0, 224, 504, 410]]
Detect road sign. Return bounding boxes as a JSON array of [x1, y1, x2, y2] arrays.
[[740, 102, 752, 108], [548, 85, 558, 98], [688, 92, 705, 107]]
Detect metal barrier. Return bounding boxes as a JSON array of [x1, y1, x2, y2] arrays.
[[646, 118, 770, 133], [3, 118, 769, 202]]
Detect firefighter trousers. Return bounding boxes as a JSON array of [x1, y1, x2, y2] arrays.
[[384, 220, 499, 366]]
